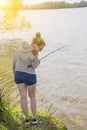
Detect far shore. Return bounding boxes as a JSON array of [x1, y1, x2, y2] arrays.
[[0, 1, 87, 10], [0, 6, 87, 11]]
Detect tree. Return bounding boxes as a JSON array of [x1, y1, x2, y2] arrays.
[[6, 0, 23, 17], [0, 0, 31, 31]]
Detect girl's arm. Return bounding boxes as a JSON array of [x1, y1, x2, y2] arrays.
[[31, 55, 40, 69]]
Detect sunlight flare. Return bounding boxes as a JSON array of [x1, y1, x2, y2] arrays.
[[0, 0, 7, 6]]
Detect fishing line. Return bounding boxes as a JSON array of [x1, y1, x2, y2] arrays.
[[40, 44, 70, 61]]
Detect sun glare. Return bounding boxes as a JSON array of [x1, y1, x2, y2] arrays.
[[0, 0, 7, 6]]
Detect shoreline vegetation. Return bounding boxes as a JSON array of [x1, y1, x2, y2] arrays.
[[0, 39, 67, 130], [0, 1, 87, 10], [0, 104, 67, 130]]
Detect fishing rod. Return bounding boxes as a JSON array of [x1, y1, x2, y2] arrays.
[[28, 44, 70, 67], [40, 44, 70, 61]]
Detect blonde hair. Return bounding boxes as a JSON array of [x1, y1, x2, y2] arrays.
[[35, 32, 41, 38], [32, 32, 45, 47]]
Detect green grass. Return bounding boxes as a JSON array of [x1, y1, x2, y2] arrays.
[[0, 105, 67, 130]]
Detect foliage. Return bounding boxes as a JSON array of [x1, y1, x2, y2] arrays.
[[0, 40, 19, 104], [0, 96, 20, 130], [0, 88, 67, 130], [0, 0, 31, 31], [5, 0, 23, 17], [22, 1, 87, 10], [0, 104, 67, 130]]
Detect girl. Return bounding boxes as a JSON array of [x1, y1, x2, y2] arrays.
[[13, 32, 45, 124]]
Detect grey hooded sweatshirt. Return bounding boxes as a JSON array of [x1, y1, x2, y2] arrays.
[[13, 41, 40, 74]]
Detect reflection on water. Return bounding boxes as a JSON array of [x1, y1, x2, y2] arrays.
[[0, 8, 87, 130]]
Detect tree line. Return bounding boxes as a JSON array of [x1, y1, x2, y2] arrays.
[[22, 1, 87, 10], [0, 1, 87, 10]]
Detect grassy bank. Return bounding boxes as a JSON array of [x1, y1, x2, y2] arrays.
[[0, 39, 67, 130], [0, 103, 67, 130], [0, 39, 19, 99]]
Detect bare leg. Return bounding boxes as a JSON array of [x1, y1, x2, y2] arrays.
[[17, 83, 29, 119], [28, 84, 36, 118]]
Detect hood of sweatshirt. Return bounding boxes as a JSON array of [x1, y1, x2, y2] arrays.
[[17, 41, 33, 53], [16, 41, 34, 66]]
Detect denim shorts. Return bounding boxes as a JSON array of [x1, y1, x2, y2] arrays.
[[14, 71, 37, 86]]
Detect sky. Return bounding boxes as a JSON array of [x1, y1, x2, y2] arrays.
[[23, 0, 87, 5]]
